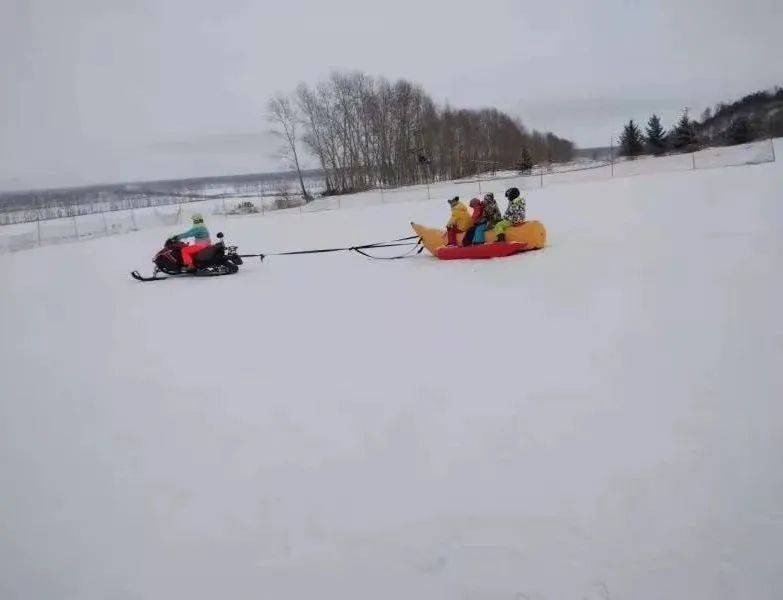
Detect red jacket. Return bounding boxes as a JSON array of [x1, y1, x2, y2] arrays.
[[470, 202, 485, 224]]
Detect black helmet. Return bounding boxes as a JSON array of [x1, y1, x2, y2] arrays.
[[505, 187, 520, 200]]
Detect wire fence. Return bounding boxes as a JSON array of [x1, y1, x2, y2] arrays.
[[0, 138, 776, 254], [296, 138, 776, 212]]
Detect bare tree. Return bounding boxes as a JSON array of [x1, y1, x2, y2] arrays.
[[267, 93, 310, 201], [278, 70, 574, 195]]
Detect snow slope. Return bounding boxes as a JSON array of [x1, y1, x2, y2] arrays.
[[1, 147, 782, 599]]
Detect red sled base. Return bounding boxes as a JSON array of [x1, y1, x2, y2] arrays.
[[435, 241, 530, 260]]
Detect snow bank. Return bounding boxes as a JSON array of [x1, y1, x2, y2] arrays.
[[1, 143, 782, 599]]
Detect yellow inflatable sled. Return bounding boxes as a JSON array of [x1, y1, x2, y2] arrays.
[[411, 221, 547, 259]]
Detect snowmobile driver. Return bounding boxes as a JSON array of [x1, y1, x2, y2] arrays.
[[172, 213, 211, 271]]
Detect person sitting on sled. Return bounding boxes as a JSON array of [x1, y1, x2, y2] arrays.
[[462, 197, 487, 246], [172, 213, 211, 270], [494, 187, 526, 242], [445, 196, 472, 246], [476, 192, 502, 243], [483, 193, 502, 228]]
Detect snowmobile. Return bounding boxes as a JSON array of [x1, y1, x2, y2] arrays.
[[131, 232, 243, 281]]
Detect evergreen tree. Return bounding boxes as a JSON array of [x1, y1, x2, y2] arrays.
[[645, 114, 667, 155], [619, 119, 644, 158], [769, 111, 783, 138], [670, 112, 699, 151], [516, 147, 534, 173], [725, 116, 755, 145]]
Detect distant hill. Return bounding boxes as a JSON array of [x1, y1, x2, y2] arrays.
[[697, 87, 783, 144], [0, 169, 325, 214]]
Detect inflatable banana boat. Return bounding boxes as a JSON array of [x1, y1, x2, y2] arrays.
[[411, 221, 546, 260]]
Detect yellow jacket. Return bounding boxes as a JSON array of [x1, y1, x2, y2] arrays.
[[447, 202, 472, 230]]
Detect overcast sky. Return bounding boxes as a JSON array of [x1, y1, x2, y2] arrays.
[[1, 0, 781, 190]]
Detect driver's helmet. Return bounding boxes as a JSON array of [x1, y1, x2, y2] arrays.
[[192, 213, 204, 224]]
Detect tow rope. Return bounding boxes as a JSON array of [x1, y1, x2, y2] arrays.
[[238, 235, 424, 261]]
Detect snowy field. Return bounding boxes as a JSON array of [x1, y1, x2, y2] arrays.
[[1, 143, 782, 599]]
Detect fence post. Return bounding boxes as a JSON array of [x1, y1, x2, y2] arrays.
[[691, 152, 696, 170], [73, 215, 79, 240], [539, 169, 543, 189], [610, 137, 615, 178], [771, 137, 776, 162], [101, 211, 108, 235], [130, 208, 138, 231], [36, 216, 42, 246]]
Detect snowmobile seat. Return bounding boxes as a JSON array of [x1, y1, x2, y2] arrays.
[[194, 245, 219, 263]]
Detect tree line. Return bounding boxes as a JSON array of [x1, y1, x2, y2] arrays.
[[618, 113, 699, 158], [618, 86, 782, 158], [268, 71, 575, 196]]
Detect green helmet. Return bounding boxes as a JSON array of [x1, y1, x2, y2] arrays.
[[192, 213, 204, 224]]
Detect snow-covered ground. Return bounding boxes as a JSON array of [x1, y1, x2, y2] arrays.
[[1, 143, 782, 599]]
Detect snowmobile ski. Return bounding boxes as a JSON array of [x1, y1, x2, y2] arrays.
[[130, 270, 180, 282], [130, 263, 238, 282]]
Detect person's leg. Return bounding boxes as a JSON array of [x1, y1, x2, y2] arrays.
[[181, 245, 195, 267], [473, 223, 487, 244], [462, 225, 477, 246], [494, 220, 510, 242], [192, 243, 210, 266], [181, 243, 207, 268], [447, 226, 458, 246]]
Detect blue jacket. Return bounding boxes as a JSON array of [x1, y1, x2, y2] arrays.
[[175, 224, 211, 244]]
